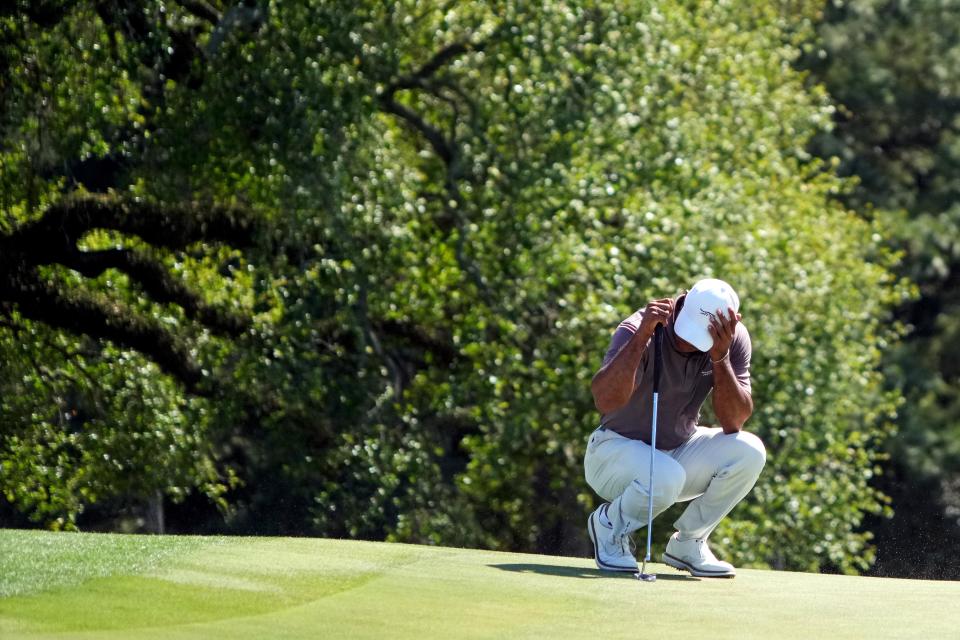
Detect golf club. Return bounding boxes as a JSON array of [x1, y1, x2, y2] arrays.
[[637, 323, 664, 582]]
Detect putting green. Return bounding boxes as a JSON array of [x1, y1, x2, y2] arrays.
[[1, 529, 958, 639]]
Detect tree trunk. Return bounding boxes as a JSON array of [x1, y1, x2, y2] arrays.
[[145, 491, 166, 535]]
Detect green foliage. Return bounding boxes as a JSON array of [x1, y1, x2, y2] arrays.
[[0, 316, 232, 529], [0, 0, 908, 575], [803, 0, 960, 576], [380, 2, 906, 572]]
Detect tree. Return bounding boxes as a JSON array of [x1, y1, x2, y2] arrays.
[[0, 1, 276, 528], [803, 0, 960, 578], [0, 195, 258, 391], [1, 0, 907, 575], [392, 1, 907, 572]]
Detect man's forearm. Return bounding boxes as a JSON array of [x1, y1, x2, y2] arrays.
[[591, 330, 650, 414], [711, 357, 753, 432]]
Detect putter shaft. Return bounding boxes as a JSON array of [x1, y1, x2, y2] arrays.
[[640, 325, 664, 583]]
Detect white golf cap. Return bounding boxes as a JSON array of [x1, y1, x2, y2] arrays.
[[674, 278, 740, 352]]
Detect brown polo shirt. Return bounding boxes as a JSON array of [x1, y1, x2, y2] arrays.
[[599, 297, 752, 449]]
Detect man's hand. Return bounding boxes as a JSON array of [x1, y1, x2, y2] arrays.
[[591, 296, 673, 415], [638, 297, 674, 338], [707, 307, 741, 362], [708, 306, 752, 431]]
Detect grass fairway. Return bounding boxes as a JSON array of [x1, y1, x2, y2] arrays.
[[1, 529, 958, 639]]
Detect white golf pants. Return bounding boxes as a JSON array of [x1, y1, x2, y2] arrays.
[[583, 425, 766, 541]]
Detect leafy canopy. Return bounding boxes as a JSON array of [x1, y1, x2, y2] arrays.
[[0, 1, 908, 574]]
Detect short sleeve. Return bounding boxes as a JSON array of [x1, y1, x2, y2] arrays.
[[729, 323, 752, 393], [603, 327, 635, 367], [602, 309, 645, 366]]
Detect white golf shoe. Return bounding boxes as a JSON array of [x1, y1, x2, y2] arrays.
[[662, 532, 736, 578], [587, 503, 639, 573]]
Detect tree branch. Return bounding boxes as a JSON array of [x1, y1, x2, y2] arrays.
[[377, 37, 490, 160], [377, 36, 505, 306], [174, 0, 222, 24], [386, 42, 471, 94], [3, 271, 207, 393], [60, 248, 249, 336], [1, 0, 78, 28], [374, 319, 459, 366], [6, 193, 259, 254], [382, 33, 499, 96], [0, 193, 263, 392], [378, 96, 455, 164]]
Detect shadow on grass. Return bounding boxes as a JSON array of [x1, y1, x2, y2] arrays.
[[489, 563, 700, 582]]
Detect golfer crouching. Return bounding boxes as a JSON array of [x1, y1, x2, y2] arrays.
[[584, 279, 766, 578]]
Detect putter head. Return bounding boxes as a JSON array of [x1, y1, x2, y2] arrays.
[[636, 559, 657, 582]]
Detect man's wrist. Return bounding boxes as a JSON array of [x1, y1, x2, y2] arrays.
[[711, 351, 730, 364], [636, 324, 655, 342], [626, 327, 651, 355]]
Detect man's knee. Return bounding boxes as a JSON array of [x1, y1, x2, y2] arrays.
[[733, 430, 766, 476], [620, 458, 685, 518], [650, 458, 686, 505]]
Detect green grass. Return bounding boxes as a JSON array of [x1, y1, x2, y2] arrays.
[[1, 529, 958, 639]]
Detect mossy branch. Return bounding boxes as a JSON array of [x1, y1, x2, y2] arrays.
[[0, 193, 261, 392]]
